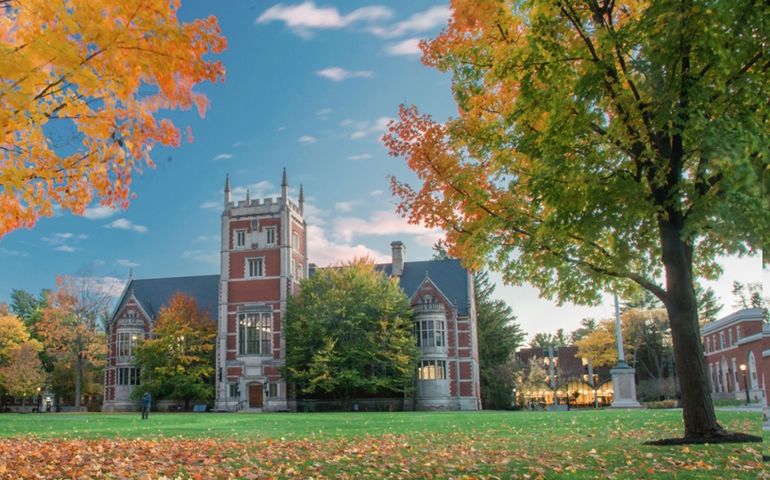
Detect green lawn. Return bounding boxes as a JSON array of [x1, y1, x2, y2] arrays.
[[0, 409, 766, 478]]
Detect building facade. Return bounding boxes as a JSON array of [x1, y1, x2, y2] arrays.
[[102, 275, 218, 412], [702, 308, 768, 406], [102, 172, 481, 412]]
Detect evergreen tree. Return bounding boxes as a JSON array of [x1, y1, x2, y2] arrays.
[[475, 271, 525, 409]]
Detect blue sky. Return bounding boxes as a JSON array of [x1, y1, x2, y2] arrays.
[[0, 1, 765, 339]]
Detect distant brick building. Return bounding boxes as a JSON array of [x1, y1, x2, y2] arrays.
[[103, 171, 481, 412], [702, 308, 768, 405]]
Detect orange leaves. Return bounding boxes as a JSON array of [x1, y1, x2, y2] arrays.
[[0, 0, 226, 237]]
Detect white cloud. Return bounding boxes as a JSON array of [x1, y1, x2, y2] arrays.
[[349, 116, 393, 140], [316, 108, 333, 119], [231, 180, 279, 202], [316, 67, 373, 82], [332, 210, 441, 245], [370, 189, 384, 197], [349, 153, 373, 161], [78, 275, 126, 299], [194, 235, 217, 243], [298, 135, 317, 144], [105, 218, 148, 233], [213, 153, 233, 161], [42, 232, 88, 252], [200, 201, 220, 210], [367, 6, 450, 38], [385, 37, 423, 57], [0, 247, 27, 256], [117, 259, 139, 268], [334, 201, 357, 212], [232, 141, 245, 147], [306, 224, 389, 266], [182, 249, 219, 265], [82, 205, 118, 220], [257, 2, 393, 37]]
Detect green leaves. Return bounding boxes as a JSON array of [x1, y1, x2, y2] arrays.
[[285, 260, 417, 405]]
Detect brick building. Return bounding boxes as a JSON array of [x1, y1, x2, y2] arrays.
[[103, 172, 481, 412], [702, 307, 768, 405]]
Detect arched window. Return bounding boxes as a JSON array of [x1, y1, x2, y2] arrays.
[[748, 351, 758, 389]]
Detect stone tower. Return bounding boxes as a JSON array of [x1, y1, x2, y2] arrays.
[[214, 170, 307, 411]]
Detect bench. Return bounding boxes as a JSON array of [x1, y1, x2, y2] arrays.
[[193, 404, 208, 413]]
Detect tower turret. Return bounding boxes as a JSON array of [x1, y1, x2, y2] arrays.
[[281, 167, 288, 200], [299, 184, 304, 214], [224, 174, 231, 208]]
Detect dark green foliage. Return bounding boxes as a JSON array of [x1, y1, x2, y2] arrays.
[[285, 260, 418, 407], [475, 271, 525, 409]]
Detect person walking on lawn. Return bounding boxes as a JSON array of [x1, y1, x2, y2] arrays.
[[141, 391, 151, 420]]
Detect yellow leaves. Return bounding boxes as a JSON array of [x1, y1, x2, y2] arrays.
[[0, 0, 226, 237]]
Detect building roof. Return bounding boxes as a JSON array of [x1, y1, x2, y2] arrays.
[[376, 259, 471, 314], [701, 307, 764, 334], [114, 274, 220, 321]]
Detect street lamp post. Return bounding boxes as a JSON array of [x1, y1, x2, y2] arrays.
[[740, 364, 750, 406]]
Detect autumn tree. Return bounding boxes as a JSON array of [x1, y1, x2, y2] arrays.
[[575, 320, 620, 368], [0, 341, 44, 403], [133, 293, 216, 410], [0, 313, 44, 405], [38, 276, 110, 410], [0, 0, 226, 236], [385, 0, 768, 441], [285, 259, 417, 409]]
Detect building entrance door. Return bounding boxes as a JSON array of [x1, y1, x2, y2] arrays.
[[249, 383, 263, 408]]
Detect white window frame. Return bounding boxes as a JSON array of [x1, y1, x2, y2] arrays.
[[418, 360, 447, 381], [237, 310, 272, 356], [292, 231, 300, 250], [246, 257, 265, 278], [235, 229, 246, 248], [265, 227, 276, 246], [719, 331, 725, 350]]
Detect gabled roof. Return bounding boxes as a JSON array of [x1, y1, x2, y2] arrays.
[[113, 274, 219, 321], [376, 259, 471, 314]]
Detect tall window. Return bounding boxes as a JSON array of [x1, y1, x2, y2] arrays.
[[414, 318, 446, 347], [728, 329, 733, 346], [736, 326, 741, 340], [265, 227, 276, 246], [719, 331, 725, 350], [246, 258, 264, 278], [117, 367, 141, 385], [116, 331, 139, 357], [748, 351, 758, 389], [706, 337, 711, 353], [236, 229, 246, 248], [238, 311, 272, 355], [418, 360, 446, 380], [292, 231, 300, 250]]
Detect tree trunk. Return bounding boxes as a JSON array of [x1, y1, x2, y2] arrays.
[[74, 354, 83, 411], [659, 219, 723, 438]]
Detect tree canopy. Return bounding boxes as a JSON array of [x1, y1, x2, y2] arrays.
[[133, 293, 216, 409], [385, 0, 768, 440], [285, 259, 417, 407], [0, 0, 226, 236]]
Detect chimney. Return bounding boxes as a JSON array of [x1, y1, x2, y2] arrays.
[[391, 241, 405, 276]]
